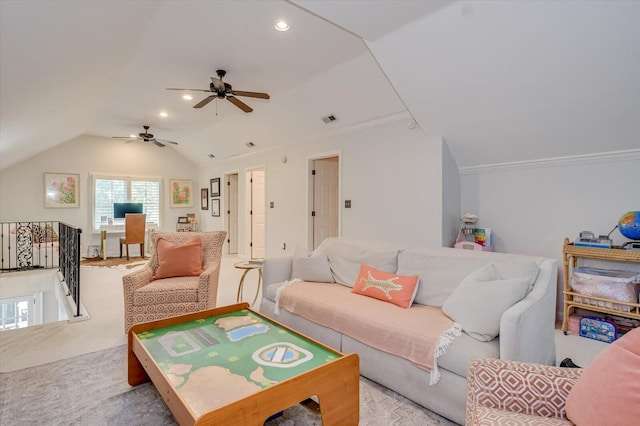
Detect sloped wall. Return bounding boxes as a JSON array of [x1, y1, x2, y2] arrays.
[[0, 135, 197, 256]]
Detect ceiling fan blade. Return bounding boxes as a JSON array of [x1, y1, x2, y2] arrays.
[[231, 90, 270, 99], [227, 96, 253, 113], [151, 140, 166, 147], [154, 138, 179, 145], [193, 95, 216, 108], [166, 88, 213, 93]]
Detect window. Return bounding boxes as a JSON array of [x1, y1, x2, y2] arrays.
[[92, 174, 161, 232], [0, 294, 40, 330]]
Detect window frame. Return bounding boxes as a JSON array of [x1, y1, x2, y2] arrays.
[[91, 173, 162, 233]]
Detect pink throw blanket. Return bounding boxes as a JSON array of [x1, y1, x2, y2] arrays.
[[277, 281, 461, 385]]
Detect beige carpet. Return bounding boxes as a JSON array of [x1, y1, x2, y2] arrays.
[[0, 344, 456, 426]]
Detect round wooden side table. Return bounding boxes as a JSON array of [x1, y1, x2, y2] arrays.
[[235, 262, 263, 306]]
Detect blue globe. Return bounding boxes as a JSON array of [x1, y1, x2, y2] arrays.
[[618, 211, 640, 240]]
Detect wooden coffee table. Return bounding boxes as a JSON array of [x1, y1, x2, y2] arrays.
[[128, 303, 359, 425]]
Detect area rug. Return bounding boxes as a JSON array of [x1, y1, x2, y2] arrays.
[[81, 256, 149, 268], [0, 345, 456, 426]]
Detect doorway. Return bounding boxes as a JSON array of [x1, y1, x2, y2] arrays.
[[248, 168, 265, 259], [308, 155, 339, 249], [225, 173, 239, 254]]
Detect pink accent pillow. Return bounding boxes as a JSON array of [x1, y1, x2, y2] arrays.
[[565, 326, 640, 424], [153, 237, 203, 280], [351, 263, 419, 308]]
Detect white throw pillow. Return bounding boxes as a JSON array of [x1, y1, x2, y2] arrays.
[[442, 267, 530, 342], [291, 245, 334, 283]]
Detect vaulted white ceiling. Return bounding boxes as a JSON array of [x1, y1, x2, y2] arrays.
[[1, 0, 638, 171]]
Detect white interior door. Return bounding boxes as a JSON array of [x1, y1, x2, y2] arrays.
[[250, 169, 265, 259], [312, 157, 339, 249], [225, 173, 238, 254]]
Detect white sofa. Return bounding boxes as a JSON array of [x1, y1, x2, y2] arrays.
[[259, 237, 558, 425]]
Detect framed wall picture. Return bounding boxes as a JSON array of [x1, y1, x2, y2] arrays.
[[210, 178, 220, 197], [44, 172, 80, 208], [201, 188, 209, 210], [177, 216, 189, 224], [169, 179, 193, 208], [211, 198, 220, 217]]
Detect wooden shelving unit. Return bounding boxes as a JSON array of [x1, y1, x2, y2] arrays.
[[562, 238, 640, 333]]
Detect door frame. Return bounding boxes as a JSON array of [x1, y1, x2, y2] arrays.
[[307, 150, 341, 250], [224, 170, 239, 254], [245, 165, 266, 259]]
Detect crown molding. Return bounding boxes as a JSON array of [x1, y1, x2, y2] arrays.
[[459, 149, 640, 175]]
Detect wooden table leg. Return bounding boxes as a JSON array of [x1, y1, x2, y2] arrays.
[[101, 230, 107, 260]]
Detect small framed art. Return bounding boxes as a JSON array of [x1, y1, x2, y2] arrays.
[[169, 179, 193, 208], [201, 188, 209, 210], [211, 199, 220, 217], [177, 216, 189, 224], [210, 178, 220, 197], [44, 172, 80, 208]]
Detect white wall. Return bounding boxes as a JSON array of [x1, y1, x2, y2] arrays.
[[0, 135, 197, 257], [198, 119, 445, 258], [460, 151, 640, 318], [442, 141, 461, 247]]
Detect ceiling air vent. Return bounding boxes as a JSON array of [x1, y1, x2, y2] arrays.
[[208, 154, 215, 159], [321, 115, 337, 124], [246, 142, 255, 148]]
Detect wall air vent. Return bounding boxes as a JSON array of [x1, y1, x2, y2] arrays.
[[321, 115, 337, 124]]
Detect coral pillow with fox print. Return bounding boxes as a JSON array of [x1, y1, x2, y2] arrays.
[[351, 263, 420, 308]]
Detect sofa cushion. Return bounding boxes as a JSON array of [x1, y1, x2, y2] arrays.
[[397, 251, 491, 307], [438, 333, 499, 377], [134, 276, 199, 305], [291, 245, 333, 283], [397, 248, 541, 307], [277, 281, 460, 383], [352, 263, 419, 308], [442, 266, 530, 342], [153, 236, 203, 280], [324, 238, 400, 287], [565, 326, 640, 425]]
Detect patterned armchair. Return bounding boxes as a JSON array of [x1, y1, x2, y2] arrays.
[[466, 357, 582, 425], [122, 231, 226, 333]]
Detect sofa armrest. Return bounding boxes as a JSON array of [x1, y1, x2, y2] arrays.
[[500, 258, 558, 365], [198, 261, 221, 308], [262, 256, 292, 289], [466, 357, 582, 425], [122, 265, 154, 293]]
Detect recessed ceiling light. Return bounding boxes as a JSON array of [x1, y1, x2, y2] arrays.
[[129, 134, 136, 138], [182, 94, 193, 101], [275, 20, 289, 31], [159, 111, 168, 117]]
